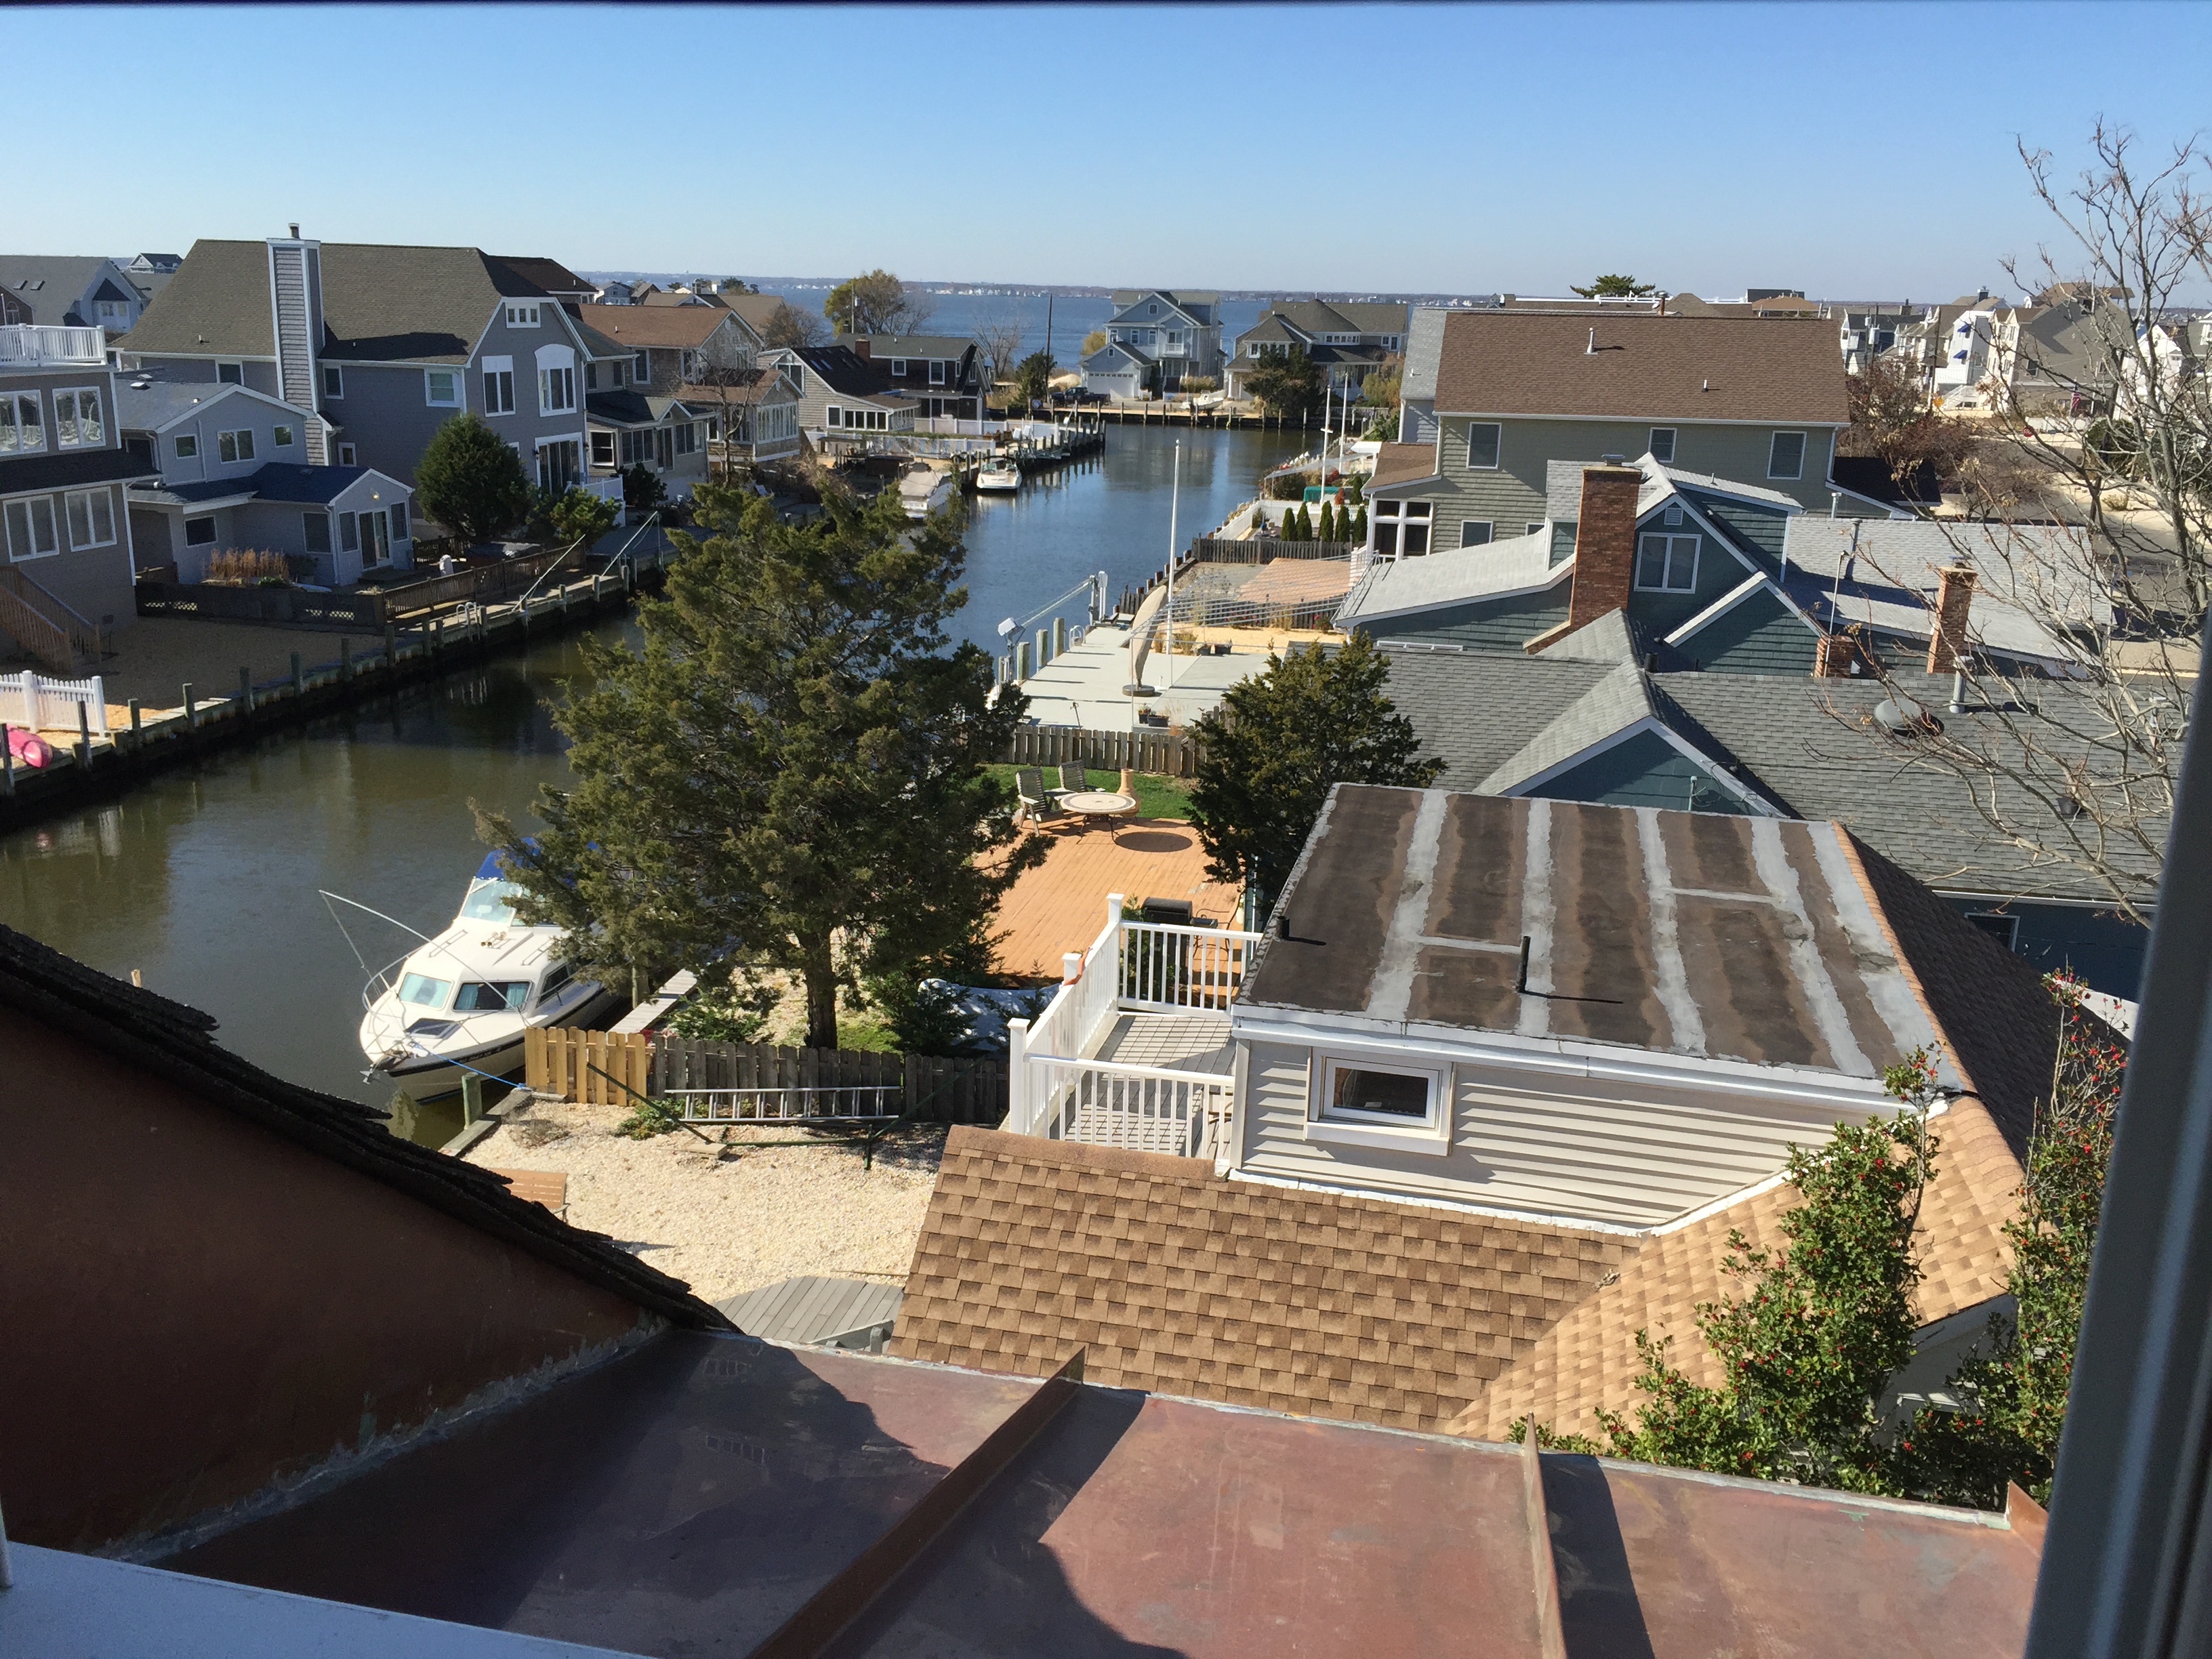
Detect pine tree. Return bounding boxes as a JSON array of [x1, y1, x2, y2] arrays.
[[414, 413, 532, 545], [1317, 502, 1337, 541], [1351, 506, 1368, 544]]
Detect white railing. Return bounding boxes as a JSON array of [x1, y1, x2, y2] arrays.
[[1, 670, 108, 735], [1007, 899, 1260, 1148], [1027, 1055, 1233, 1159], [0, 325, 107, 368]]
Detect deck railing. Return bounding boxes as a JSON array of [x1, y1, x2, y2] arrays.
[[0, 324, 106, 367], [1008, 899, 1259, 1153]]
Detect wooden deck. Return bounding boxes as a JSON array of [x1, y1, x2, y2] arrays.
[[990, 818, 1240, 981], [484, 1167, 568, 1216]]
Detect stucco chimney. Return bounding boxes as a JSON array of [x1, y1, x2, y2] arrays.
[[1565, 463, 1643, 631], [1927, 565, 1978, 674]]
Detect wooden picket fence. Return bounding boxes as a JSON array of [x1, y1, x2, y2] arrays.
[[524, 1027, 1006, 1124], [1003, 724, 1204, 777]]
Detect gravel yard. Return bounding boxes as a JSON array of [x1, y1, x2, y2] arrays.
[[460, 1097, 948, 1308]]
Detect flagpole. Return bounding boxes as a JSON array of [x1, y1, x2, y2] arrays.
[[1164, 438, 1181, 694]]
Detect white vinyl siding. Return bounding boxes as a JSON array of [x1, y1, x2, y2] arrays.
[[1235, 1042, 1886, 1227]]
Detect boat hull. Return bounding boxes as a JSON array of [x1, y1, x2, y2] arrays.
[[369, 985, 621, 1101]]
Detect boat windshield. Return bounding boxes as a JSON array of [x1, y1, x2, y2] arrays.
[[454, 981, 530, 1012], [459, 878, 522, 923], [398, 972, 452, 1007]]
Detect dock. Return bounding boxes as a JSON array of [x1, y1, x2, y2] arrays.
[[0, 531, 680, 830]]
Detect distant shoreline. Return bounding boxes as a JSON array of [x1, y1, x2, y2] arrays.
[[579, 273, 1493, 307]]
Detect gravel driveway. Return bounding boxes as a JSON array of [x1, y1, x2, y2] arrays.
[[461, 1098, 948, 1308]]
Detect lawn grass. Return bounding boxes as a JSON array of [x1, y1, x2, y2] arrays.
[[985, 764, 1194, 821]]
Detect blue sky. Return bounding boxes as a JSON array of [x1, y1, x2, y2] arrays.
[[18, 3, 2210, 298]]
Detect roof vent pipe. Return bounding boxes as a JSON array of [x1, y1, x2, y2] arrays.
[[1586, 327, 1597, 354], [1830, 490, 1841, 518], [1702, 378, 1711, 392]]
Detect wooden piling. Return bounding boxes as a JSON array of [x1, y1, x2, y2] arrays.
[[290, 652, 304, 700]]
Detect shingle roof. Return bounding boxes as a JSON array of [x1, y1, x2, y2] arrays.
[[575, 301, 735, 351], [841, 333, 976, 359], [1473, 661, 1666, 794], [488, 255, 592, 295], [775, 344, 903, 398], [1450, 836, 2062, 1442], [0, 446, 156, 493], [1382, 648, 2157, 906], [122, 239, 554, 365], [714, 291, 787, 339], [888, 1128, 1633, 1431], [112, 379, 285, 432], [1334, 528, 1561, 624], [675, 369, 792, 407], [0, 257, 115, 327], [0, 921, 728, 1331], [1402, 307, 1448, 401], [1432, 312, 1849, 424], [151, 462, 388, 506], [1368, 441, 1440, 489]]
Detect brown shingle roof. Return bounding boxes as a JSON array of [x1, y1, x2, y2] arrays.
[[577, 301, 737, 350], [1450, 825, 2060, 1443], [674, 369, 792, 407], [1431, 311, 1848, 424], [888, 1128, 1632, 1431], [1370, 441, 1439, 489]]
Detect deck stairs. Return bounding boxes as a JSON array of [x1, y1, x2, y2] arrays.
[[0, 566, 108, 674]]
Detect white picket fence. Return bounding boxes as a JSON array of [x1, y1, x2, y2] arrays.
[[1, 670, 108, 735]]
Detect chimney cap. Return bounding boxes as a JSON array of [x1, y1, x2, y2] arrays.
[[1599, 453, 1627, 466], [288, 222, 300, 239]]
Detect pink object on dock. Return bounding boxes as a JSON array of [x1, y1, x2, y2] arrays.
[[7, 726, 54, 769]]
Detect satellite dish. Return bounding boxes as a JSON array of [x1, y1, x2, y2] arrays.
[[1875, 697, 1942, 738]]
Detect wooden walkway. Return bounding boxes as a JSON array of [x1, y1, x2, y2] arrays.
[[718, 1275, 903, 1347], [989, 818, 1240, 980], [484, 1167, 568, 1216]]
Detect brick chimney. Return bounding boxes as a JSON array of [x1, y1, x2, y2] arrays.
[[1814, 630, 1870, 678], [851, 337, 871, 361], [1566, 462, 1643, 630], [1927, 565, 1978, 674]]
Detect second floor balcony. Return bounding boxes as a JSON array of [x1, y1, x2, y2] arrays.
[[0, 325, 108, 371], [1007, 897, 1263, 1162]]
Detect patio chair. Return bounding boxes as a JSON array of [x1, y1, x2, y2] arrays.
[[1057, 762, 1088, 796], [1015, 766, 1065, 828]]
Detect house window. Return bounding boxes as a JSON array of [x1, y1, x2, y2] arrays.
[[390, 501, 409, 541], [273, 424, 295, 449], [64, 489, 115, 548], [539, 365, 575, 415], [1635, 532, 1700, 592], [1768, 430, 1806, 479], [216, 428, 255, 464], [1465, 422, 1500, 469], [929, 359, 946, 385], [339, 511, 359, 552], [609, 359, 624, 388], [182, 514, 216, 547], [218, 362, 244, 385], [337, 443, 356, 466], [4, 497, 60, 560], [0, 392, 45, 453], [506, 304, 540, 327], [634, 352, 650, 382], [1460, 520, 1493, 548], [321, 365, 342, 398], [1306, 1052, 1450, 1153], [673, 422, 697, 455], [826, 406, 841, 427], [304, 512, 331, 554], [484, 365, 515, 415], [1649, 426, 1677, 463], [54, 388, 104, 449], [583, 363, 598, 392], [1328, 1063, 1435, 1122], [1526, 522, 1545, 537], [173, 433, 197, 459], [96, 298, 129, 324], [891, 359, 907, 375], [425, 369, 461, 407], [1965, 912, 2021, 951], [591, 430, 615, 466]]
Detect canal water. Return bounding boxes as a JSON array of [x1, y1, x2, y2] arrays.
[[0, 424, 1304, 1143]]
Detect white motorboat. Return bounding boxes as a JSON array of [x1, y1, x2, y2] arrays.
[[897, 464, 956, 520], [350, 852, 617, 1100], [975, 457, 1021, 493]]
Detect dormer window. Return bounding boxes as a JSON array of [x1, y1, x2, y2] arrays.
[[506, 304, 541, 328], [928, 359, 946, 384], [1148, 304, 1159, 315]]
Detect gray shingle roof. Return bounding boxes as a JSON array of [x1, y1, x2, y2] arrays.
[[1336, 529, 1563, 625], [1475, 661, 1662, 793], [123, 240, 554, 365], [0, 447, 155, 493], [1384, 647, 2158, 905], [155, 462, 386, 506], [0, 257, 115, 327]]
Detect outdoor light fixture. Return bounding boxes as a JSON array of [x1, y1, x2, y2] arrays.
[[996, 617, 1019, 638]]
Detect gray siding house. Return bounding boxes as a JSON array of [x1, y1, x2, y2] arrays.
[[1225, 300, 1408, 400], [0, 255, 158, 335], [119, 235, 598, 504], [1376, 308, 1861, 548], [116, 380, 412, 584], [1081, 291, 1223, 394], [0, 323, 152, 658]]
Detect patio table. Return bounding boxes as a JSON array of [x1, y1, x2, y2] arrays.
[[1057, 790, 1139, 838]]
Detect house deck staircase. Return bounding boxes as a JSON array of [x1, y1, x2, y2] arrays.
[[0, 567, 107, 674]]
